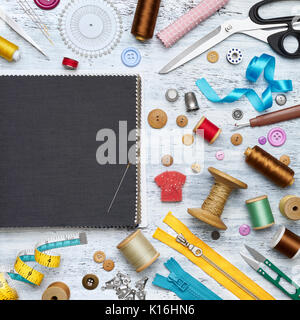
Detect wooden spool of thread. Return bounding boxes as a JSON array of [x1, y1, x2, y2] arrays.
[[271, 226, 300, 259], [244, 146, 295, 188], [279, 195, 300, 221], [245, 195, 275, 230], [188, 167, 248, 230], [131, 0, 161, 41], [42, 282, 70, 300], [117, 230, 160, 272], [0, 36, 20, 62], [193, 116, 221, 144]]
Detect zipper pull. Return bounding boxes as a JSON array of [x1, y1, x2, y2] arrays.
[[176, 234, 203, 257]]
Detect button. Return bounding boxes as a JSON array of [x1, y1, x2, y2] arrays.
[[34, 0, 60, 10], [82, 274, 99, 290], [215, 151, 225, 161], [148, 109, 168, 129], [275, 94, 287, 106], [165, 89, 179, 102], [227, 48, 243, 65], [176, 115, 188, 128], [267, 127, 286, 147], [161, 155, 173, 167], [239, 224, 251, 236], [182, 134, 194, 146], [93, 251, 106, 263], [211, 231, 220, 240], [191, 163, 201, 173], [280, 155, 291, 166], [232, 109, 244, 121], [103, 259, 115, 272], [207, 51, 219, 63], [121, 48, 141, 67], [258, 136, 267, 145], [231, 133, 243, 146]]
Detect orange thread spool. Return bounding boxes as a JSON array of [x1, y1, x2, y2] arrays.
[[131, 0, 161, 41], [193, 116, 221, 144]]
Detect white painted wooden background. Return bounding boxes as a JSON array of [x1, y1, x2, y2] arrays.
[[0, 0, 300, 300]]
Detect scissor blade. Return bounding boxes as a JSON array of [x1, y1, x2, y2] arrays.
[[240, 253, 260, 271], [159, 25, 229, 74], [245, 245, 266, 263]]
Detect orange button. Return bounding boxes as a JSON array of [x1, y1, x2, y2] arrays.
[[161, 155, 173, 167], [93, 251, 106, 263], [280, 155, 290, 166], [207, 51, 219, 63], [103, 259, 115, 272], [176, 115, 188, 128], [231, 133, 243, 146], [148, 109, 168, 129]]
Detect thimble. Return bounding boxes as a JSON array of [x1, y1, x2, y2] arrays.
[[185, 92, 199, 112]]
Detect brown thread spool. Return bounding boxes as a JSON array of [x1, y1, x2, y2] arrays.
[[42, 282, 70, 300], [131, 0, 161, 41], [188, 167, 248, 230], [271, 226, 300, 259], [279, 195, 300, 221], [244, 146, 295, 188]]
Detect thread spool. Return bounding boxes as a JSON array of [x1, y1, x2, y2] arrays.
[[271, 226, 300, 259], [42, 282, 70, 300], [279, 195, 300, 221], [117, 230, 160, 272], [193, 116, 221, 144], [188, 167, 248, 230], [245, 195, 275, 230], [244, 146, 295, 188], [0, 36, 20, 62], [131, 0, 161, 41]]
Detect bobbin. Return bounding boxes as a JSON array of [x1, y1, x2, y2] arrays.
[[279, 195, 300, 221], [188, 167, 248, 230], [42, 282, 70, 300], [193, 116, 221, 144]]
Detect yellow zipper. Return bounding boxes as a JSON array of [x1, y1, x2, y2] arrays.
[[153, 212, 275, 300]]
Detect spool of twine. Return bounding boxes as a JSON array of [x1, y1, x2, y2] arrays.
[[131, 0, 161, 41], [244, 146, 295, 188], [42, 282, 70, 300], [0, 36, 20, 62], [117, 230, 160, 272], [245, 195, 275, 230], [279, 195, 300, 221], [271, 226, 300, 259]]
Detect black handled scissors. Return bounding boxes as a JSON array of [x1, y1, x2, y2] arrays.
[[160, 0, 300, 74]]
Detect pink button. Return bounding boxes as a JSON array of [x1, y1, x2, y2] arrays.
[[215, 151, 225, 161], [239, 224, 251, 236], [267, 127, 286, 147], [34, 0, 60, 10], [258, 136, 267, 145]]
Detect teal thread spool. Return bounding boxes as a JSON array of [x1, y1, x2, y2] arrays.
[[246, 195, 275, 230]]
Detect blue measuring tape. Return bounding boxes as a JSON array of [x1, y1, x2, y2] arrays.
[[196, 53, 293, 112]]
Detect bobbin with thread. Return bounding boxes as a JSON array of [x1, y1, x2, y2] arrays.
[[117, 230, 159, 272], [188, 167, 248, 230], [42, 282, 70, 300], [271, 226, 300, 259], [131, 0, 161, 41], [279, 195, 300, 221], [244, 146, 295, 188], [0, 36, 21, 62], [245, 195, 275, 230], [193, 116, 221, 144]]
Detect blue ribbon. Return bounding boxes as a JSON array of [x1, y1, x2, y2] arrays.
[[196, 53, 293, 112]]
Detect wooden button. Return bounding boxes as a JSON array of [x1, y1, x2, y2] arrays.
[[182, 134, 194, 146], [161, 155, 173, 167], [82, 274, 99, 290], [93, 251, 106, 263], [176, 115, 188, 128], [148, 109, 168, 129], [207, 51, 219, 63], [231, 133, 243, 146], [191, 163, 201, 173], [280, 155, 290, 166], [103, 259, 115, 271]]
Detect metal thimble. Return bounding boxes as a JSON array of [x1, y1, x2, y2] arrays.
[[185, 92, 199, 112]]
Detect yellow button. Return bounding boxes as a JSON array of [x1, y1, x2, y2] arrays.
[[93, 251, 106, 263], [207, 51, 219, 63], [182, 134, 194, 146], [280, 155, 290, 166]]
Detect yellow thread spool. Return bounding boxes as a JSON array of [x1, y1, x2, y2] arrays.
[[0, 36, 20, 62], [117, 230, 160, 272], [188, 167, 248, 230], [279, 195, 300, 221]]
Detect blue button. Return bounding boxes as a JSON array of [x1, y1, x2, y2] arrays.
[[121, 47, 141, 67]]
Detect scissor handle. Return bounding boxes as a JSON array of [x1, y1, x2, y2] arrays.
[[249, 0, 300, 59]]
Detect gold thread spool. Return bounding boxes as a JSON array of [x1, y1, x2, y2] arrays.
[[279, 195, 300, 221], [0, 36, 20, 62], [131, 0, 161, 41], [117, 230, 160, 272], [244, 146, 295, 188], [42, 282, 70, 300], [188, 167, 248, 230]]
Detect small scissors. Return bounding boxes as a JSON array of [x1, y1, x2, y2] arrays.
[[160, 0, 300, 74]]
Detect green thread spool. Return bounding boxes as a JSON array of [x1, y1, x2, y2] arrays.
[[246, 195, 275, 230]]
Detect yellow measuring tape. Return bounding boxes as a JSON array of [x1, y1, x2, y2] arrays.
[[153, 212, 275, 300], [0, 273, 18, 300]]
